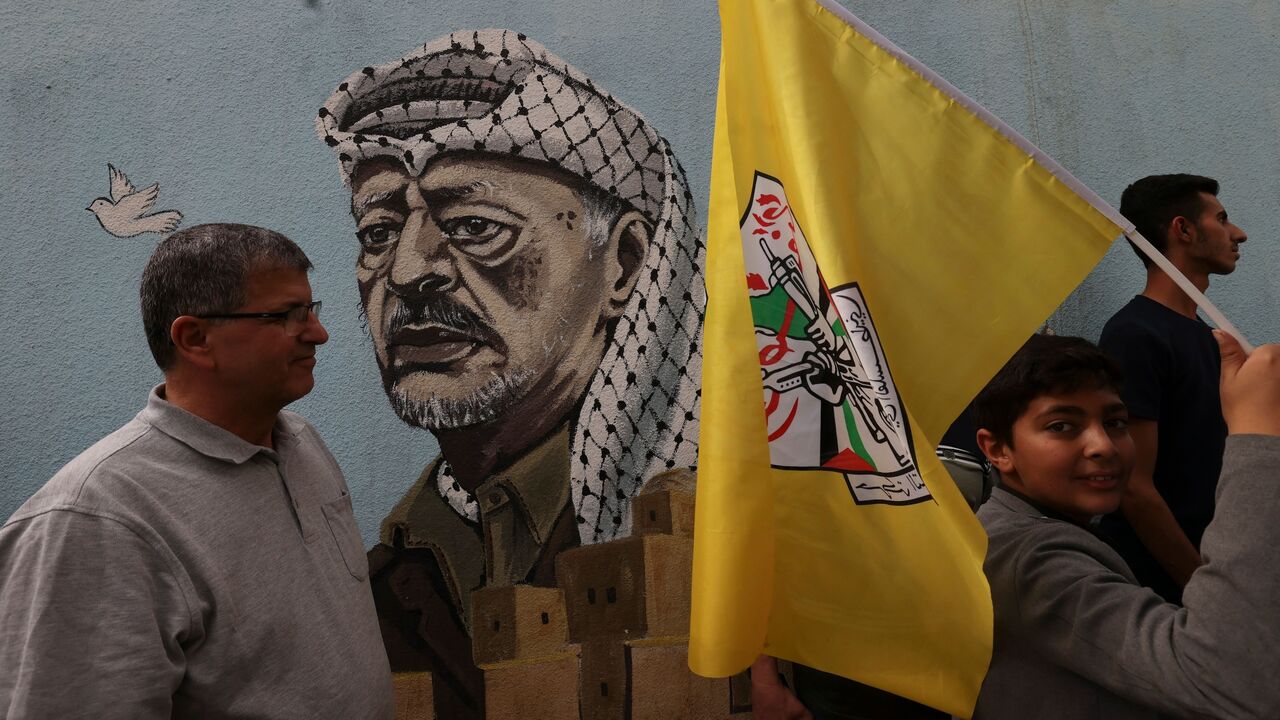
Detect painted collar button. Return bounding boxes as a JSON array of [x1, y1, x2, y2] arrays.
[[483, 490, 507, 510]]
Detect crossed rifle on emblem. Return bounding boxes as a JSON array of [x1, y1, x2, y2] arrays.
[[757, 238, 908, 468]]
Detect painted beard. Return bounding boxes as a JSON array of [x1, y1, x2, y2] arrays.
[[387, 367, 534, 430], [375, 296, 533, 430]]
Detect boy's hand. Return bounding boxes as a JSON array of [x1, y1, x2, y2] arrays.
[[1214, 330, 1280, 437], [750, 654, 814, 720]]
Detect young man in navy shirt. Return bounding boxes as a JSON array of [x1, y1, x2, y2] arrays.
[[1098, 174, 1247, 602]]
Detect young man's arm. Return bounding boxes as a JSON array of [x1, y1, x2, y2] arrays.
[[1117, 419, 1201, 586]]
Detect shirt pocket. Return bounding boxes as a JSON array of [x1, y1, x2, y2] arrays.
[[321, 491, 368, 581]]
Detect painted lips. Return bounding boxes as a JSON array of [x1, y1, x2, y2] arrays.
[[389, 325, 485, 366]]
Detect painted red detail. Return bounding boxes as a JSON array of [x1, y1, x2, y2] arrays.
[[778, 300, 797, 344], [767, 398, 800, 442], [746, 273, 768, 291], [759, 300, 797, 366], [823, 449, 876, 473]]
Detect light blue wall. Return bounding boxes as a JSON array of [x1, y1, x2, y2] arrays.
[[3, 1, 1276, 547]]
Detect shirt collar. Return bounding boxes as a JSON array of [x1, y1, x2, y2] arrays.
[[474, 426, 571, 545], [382, 424, 572, 547], [139, 384, 299, 464], [990, 485, 1102, 532], [378, 426, 573, 631]]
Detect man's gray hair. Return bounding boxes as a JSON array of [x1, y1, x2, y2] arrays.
[[577, 184, 629, 248], [141, 223, 312, 369]]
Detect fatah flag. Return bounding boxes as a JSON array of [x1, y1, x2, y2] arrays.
[[689, 0, 1127, 715]]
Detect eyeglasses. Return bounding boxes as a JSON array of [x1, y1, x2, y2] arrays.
[[196, 301, 322, 337]]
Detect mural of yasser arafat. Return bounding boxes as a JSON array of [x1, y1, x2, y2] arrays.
[[317, 29, 712, 719]]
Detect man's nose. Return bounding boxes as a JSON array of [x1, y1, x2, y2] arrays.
[[387, 211, 457, 298], [299, 311, 329, 346], [1082, 425, 1120, 458], [1231, 223, 1247, 244]]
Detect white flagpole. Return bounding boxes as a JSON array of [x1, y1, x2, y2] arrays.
[[1124, 229, 1254, 353], [813, 0, 1254, 355]]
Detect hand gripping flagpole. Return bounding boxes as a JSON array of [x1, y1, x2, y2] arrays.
[[1123, 229, 1254, 354]]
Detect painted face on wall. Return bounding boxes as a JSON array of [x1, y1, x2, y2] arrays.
[[349, 154, 632, 431]]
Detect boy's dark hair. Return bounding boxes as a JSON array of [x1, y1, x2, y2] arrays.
[[972, 334, 1124, 445], [1120, 174, 1219, 268]]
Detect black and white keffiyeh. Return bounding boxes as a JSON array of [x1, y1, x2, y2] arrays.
[[317, 30, 704, 543]]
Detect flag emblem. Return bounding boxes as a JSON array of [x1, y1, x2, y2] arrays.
[[742, 171, 927, 505]]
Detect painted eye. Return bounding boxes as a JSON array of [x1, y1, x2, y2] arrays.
[[441, 216, 515, 259], [356, 224, 400, 250], [445, 217, 503, 242]]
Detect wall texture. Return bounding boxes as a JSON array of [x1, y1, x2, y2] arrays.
[[3, 0, 1277, 548]]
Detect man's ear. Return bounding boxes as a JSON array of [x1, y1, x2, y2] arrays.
[[975, 428, 1014, 475], [601, 210, 649, 319], [1168, 215, 1197, 248], [169, 316, 217, 370]]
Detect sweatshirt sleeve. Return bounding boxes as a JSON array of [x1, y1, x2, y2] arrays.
[[1009, 434, 1280, 719], [0, 508, 193, 720]]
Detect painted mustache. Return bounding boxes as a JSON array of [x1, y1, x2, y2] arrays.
[[385, 298, 502, 367]]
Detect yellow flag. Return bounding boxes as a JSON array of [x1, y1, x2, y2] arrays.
[[689, 0, 1127, 715]]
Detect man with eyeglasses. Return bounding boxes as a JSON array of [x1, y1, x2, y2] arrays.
[[0, 224, 393, 718]]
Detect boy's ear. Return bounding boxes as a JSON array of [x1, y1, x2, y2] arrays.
[[976, 428, 1014, 475]]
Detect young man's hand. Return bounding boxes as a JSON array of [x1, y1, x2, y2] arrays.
[[1215, 330, 1280, 437], [750, 654, 814, 720]]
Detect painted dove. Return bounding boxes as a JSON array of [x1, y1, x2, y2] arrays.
[[87, 164, 183, 237]]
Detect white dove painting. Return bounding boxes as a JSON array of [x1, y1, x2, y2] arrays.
[[87, 164, 183, 237]]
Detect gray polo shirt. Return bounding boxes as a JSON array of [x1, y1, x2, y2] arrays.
[[0, 387, 393, 719]]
